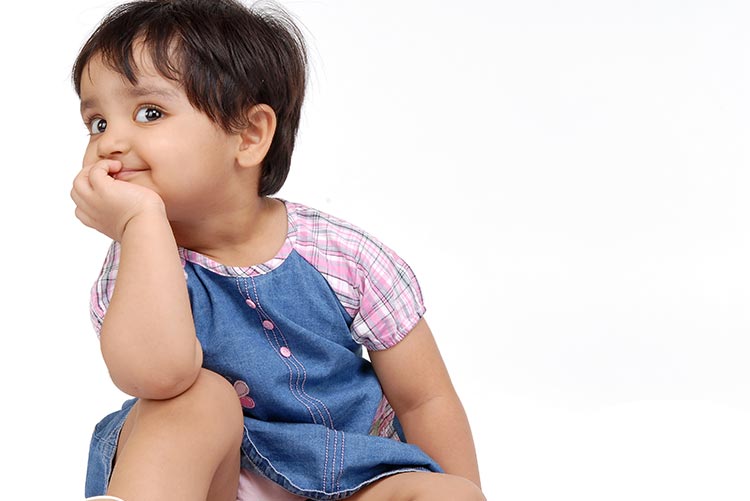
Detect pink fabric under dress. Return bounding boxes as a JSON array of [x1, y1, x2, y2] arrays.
[[238, 468, 307, 500]]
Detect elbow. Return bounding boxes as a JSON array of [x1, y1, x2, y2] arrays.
[[112, 364, 201, 400], [103, 338, 203, 400]]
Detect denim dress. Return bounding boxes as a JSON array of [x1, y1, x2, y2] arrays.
[[84, 201, 442, 500]]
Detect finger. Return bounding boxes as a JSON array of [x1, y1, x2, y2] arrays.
[[82, 158, 122, 172], [72, 161, 109, 206], [72, 164, 102, 201], [70, 185, 90, 211], [77, 159, 100, 181], [74, 206, 97, 229], [71, 186, 97, 225], [72, 170, 94, 200], [88, 159, 122, 190], [80, 159, 121, 181], [88, 158, 122, 177]]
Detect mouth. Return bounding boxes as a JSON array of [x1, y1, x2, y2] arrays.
[[113, 169, 147, 180]]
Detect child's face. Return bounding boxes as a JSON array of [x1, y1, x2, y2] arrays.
[[79, 49, 242, 221]]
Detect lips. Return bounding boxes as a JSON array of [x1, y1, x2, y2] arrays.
[[113, 169, 146, 180]]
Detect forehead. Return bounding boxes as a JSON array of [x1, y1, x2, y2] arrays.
[[79, 50, 184, 110]]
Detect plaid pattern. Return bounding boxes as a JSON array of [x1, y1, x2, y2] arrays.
[[368, 394, 401, 441], [90, 200, 425, 350], [287, 202, 425, 350], [90, 242, 119, 336]]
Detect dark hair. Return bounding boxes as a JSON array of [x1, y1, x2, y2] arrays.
[[72, 0, 307, 197]]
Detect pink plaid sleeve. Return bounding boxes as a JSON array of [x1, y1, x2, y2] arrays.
[[90, 241, 120, 337], [287, 202, 426, 350]]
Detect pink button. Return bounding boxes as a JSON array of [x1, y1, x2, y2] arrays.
[[245, 298, 257, 309], [262, 320, 275, 330], [280, 347, 292, 358], [242, 396, 256, 409], [234, 380, 250, 396]]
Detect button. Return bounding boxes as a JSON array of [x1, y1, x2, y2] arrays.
[[262, 320, 275, 330], [245, 298, 257, 309], [241, 396, 256, 409], [280, 346, 292, 358], [234, 380, 250, 395]]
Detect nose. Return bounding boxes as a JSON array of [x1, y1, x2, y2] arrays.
[[96, 122, 131, 159]]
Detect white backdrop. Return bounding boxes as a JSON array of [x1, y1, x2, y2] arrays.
[[1, 1, 749, 499]]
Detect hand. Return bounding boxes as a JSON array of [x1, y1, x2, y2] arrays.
[[71, 159, 166, 241]]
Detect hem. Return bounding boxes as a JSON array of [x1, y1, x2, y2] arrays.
[[240, 426, 433, 500]]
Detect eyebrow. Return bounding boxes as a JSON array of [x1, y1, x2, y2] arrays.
[[80, 86, 181, 113]]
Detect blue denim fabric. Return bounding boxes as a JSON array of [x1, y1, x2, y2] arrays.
[[84, 398, 136, 497], [85, 250, 441, 499]]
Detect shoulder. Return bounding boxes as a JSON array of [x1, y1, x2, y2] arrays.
[[284, 200, 425, 350], [286, 200, 374, 254], [284, 200, 405, 279]]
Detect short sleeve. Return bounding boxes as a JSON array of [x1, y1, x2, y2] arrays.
[[286, 202, 426, 351], [349, 236, 426, 351], [89, 241, 121, 337]]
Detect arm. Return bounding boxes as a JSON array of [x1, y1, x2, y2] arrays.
[[72, 160, 202, 399], [369, 318, 481, 487]]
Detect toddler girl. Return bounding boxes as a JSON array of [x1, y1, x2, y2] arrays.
[[71, 1, 484, 499]]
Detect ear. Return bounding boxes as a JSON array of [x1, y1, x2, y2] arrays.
[[236, 104, 277, 168]]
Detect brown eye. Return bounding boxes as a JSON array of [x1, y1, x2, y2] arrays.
[[89, 118, 107, 135], [135, 106, 163, 123]]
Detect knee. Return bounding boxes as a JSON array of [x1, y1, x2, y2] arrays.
[[413, 474, 485, 501], [187, 368, 241, 406], [183, 369, 243, 426], [351, 472, 484, 501], [452, 477, 485, 501]]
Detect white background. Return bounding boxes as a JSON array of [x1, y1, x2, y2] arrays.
[[1, 1, 749, 499]]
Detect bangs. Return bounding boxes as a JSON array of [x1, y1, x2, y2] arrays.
[[73, 3, 185, 94]]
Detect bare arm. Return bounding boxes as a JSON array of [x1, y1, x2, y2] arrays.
[[369, 318, 481, 487], [72, 160, 202, 399]]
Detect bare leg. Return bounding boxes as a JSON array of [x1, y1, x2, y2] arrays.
[[106, 368, 244, 501], [348, 472, 485, 501]]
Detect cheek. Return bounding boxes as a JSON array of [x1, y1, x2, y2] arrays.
[[82, 144, 98, 166]]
